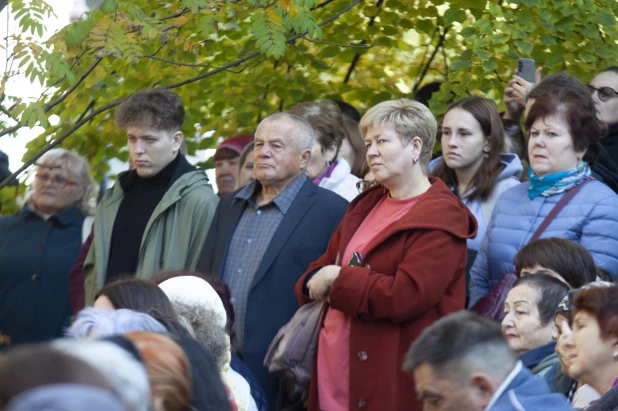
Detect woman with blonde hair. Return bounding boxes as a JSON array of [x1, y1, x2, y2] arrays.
[[295, 99, 477, 410], [0, 148, 97, 349]]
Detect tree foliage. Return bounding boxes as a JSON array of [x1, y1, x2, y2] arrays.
[[1, 0, 618, 213]]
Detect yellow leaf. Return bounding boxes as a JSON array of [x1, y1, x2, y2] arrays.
[[266, 9, 284, 26], [175, 15, 189, 26]]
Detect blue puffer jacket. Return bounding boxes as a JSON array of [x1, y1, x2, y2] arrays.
[[469, 179, 618, 306]]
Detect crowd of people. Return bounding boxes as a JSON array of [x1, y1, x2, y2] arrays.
[[1, 64, 618, 411]]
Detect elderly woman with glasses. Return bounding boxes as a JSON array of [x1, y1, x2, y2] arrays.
[[295, 99, 477, 410], [0, 148, 97, 349]]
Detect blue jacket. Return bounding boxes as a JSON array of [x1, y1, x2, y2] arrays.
[[430, 153, 523, 252], [470, 180, 618, 305], [196, 176, 348, 406], [0, 205, 85, 348], [489, 362, 575, 410]]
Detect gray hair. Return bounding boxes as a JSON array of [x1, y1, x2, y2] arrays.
[[23, 148, 98, 216], [171, 301, 229, 371], [403, 311, 516, 382], [66, 307, 167, 339], [52, 339, 151, 411], [257, 112, 315, 151]]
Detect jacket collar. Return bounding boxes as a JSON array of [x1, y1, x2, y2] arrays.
[[118, 154, 197, 191], [486, 361, 523, 410], [519, 342, 557, 369], [20, 204, 84, 227]]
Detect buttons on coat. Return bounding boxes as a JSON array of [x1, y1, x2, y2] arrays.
[[358, 399, 367, 409], [31, 274, 38, 281], [357, 351, 368, 361]]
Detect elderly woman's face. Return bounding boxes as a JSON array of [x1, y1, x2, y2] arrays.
[[33, 165, 80, 215], [527, 114, 586, 176], [554, 314, 576, 375], [364, 125, 416, 188], [570, 311, 617, 383], [502, 284, 555, 355]]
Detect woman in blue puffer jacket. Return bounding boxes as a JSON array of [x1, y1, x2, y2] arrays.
[[469, 87, 618, 306]]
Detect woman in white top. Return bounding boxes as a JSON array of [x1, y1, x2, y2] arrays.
[[289, 100, 361, 201]]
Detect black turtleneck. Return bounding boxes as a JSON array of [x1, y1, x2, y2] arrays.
[[105, 154, 181, 282], [602, 123, 618, 165]]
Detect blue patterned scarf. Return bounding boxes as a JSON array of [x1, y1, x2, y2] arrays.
[[527, 162, 592, 200]]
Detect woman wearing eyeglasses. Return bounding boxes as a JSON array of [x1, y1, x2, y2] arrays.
[[0, 148, 97, 349], [589, 67, 618, 164]]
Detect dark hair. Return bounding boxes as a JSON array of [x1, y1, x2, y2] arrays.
[[0, 345, 113, 407], [514, 238, 597, 288], [153, 271, 236, 341], [527, 73, 590, 102], [573, 285, 618, 341], [332, 99, 361, 122], [342, 117, 367, 177], [432, 96, 506, 201], [288, 100, 345, 160], [96, 277, 178, 318], [413, 81, 442, 108], [115, 88, 185, 132], [512, 274, 570, 326], [404, 311, 515, 372], [238, 142, 255, 170], [525, 88, 601, 166]]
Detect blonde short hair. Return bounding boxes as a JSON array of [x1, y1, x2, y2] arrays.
[[25, 148, 98, 216], [359, 99, 437, 174]]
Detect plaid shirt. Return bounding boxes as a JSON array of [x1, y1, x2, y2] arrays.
[[222, 173, 307, 354]]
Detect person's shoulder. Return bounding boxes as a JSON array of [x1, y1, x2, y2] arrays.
[[312, 184, 349, 207], [581, 179, 618, 202]]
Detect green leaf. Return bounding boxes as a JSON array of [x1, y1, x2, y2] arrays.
[[475, 49, 491, 59], [540, 34, 556, 45], [452, 59, 472, 70], [415, 19, 434, 35], [460, 27, 476, 37], [101, 0, 118, 13], [489, 4, 502, 15], [514, 40, 533, 55], [444, 8, 467, 26], [598, 11, 616, 26], [482, 59, 498, 71], [546, 52, 564, 66]]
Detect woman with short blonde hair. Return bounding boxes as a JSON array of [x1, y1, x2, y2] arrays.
[[295, 98, 477, 410], [0, 148, 97, 348]]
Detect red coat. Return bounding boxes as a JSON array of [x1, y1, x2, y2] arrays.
[[294, 177, 477, 411]]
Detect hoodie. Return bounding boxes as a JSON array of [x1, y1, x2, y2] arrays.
[[429, 153, 523, 251], [488, 362, 576, 410]]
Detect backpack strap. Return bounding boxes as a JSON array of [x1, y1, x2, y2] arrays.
[[529, 179, 591, 243]]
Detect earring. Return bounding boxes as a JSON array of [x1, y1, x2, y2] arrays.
[[483, 150, 489, 159], [413, 156, 419, 164], [613, 352, 618, 361]]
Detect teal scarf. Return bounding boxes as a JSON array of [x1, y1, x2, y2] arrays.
[[528, 162, 591, 200]]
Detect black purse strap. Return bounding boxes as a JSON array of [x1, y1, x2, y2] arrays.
[[529, 178, 591, 243]]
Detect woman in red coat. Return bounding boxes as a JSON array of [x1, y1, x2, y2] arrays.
[[295, 98, 478, 411]]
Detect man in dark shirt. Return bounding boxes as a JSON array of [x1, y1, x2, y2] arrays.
[[83, 89, 218, 304]]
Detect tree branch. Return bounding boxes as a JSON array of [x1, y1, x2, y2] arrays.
[[412, 28, 448, 94], [315, 0, 337, 9], [291, 44, 332, 69], [0, 0, 364, 189], [140, 55, 247, 73], [299, 36, 374, 49], [343, 0, 385, 84], [43, 58, 102, 112]]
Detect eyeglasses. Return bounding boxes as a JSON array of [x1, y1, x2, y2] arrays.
[[35, 171, 77, 188], [588, 85, 618, 102], [356, 179, 377, 193]]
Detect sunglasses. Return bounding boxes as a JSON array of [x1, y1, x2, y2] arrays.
[[356, 179, 377, 193], [588, 85, 618, 102], [35, 171, 77, 188]]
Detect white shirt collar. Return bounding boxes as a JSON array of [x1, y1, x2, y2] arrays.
[[485, 361, 523, 410]]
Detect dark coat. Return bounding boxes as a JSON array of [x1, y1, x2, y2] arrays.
[[0, 205, 85, 348], [295, 177, 478, 411], [196, 176, 348, 406], [602, 123, 618, 165]]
